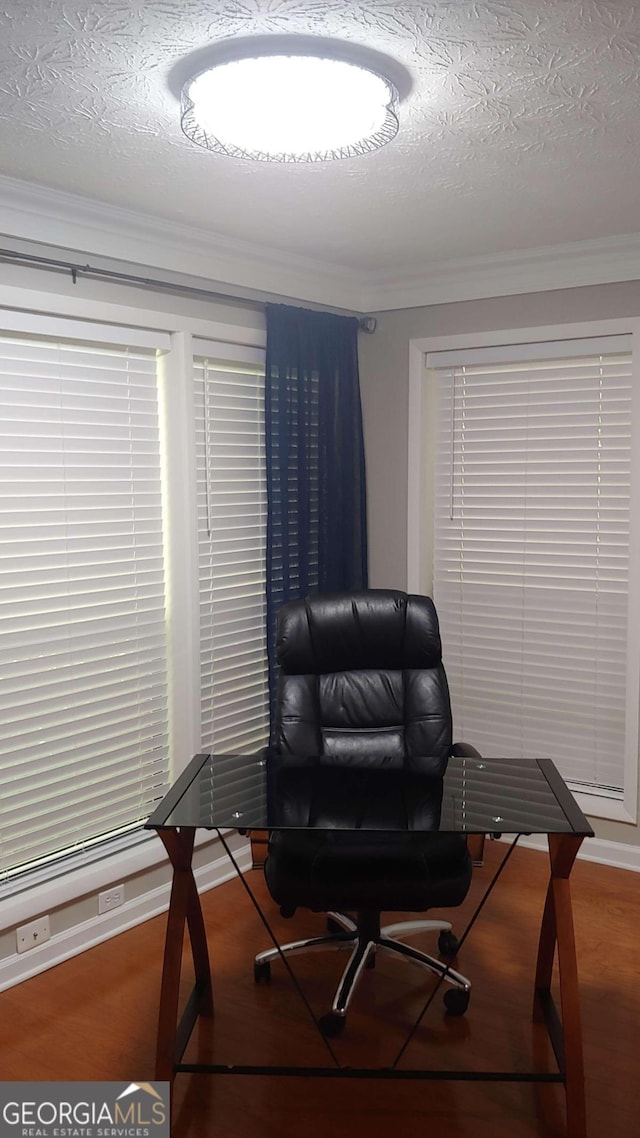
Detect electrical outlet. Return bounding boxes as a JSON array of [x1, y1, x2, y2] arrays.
[[16, 916, 51, 954], [98, 884, 124, 914]]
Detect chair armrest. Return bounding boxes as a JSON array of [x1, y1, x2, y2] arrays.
[[451, 742, 483, 759]]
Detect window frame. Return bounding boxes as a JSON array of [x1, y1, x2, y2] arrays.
[[0, 283, 266, 920], [408, 317, 640, 825]]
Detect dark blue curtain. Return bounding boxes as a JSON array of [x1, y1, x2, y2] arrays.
[[265, 302, 368, 722]]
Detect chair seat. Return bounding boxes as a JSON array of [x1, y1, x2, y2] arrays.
[[265, 830, 472, 912]]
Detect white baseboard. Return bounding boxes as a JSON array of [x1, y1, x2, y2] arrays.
[[500, 833, 640, 873], [0, 842, 252, 993]]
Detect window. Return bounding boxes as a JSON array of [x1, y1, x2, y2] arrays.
[[194, 345, 269, 754], [0, 328, 170, 881], [427, 334, 637, 809], [0, 300, 269, 939]]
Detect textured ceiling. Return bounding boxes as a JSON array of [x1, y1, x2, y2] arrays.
[[1, 0, 639, 275]]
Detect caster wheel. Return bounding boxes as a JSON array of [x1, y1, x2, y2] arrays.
[[443, 988, 470, 1017], [318, 1012, 346, 1038], [254, 960, 271, 984], [438, 930, 460, 958]]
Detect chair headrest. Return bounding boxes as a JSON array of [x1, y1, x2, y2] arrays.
[[276, 590, 442, 674]]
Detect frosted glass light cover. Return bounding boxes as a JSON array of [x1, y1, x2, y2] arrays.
[[181, 54, 399, 162]]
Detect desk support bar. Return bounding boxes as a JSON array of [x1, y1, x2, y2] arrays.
[[393, 834, 521, 1068], [216, 829, 341, 1068], [177, 1063, 565, 1083]]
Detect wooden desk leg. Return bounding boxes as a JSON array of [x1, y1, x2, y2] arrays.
[[155, 827, 213, 1083], [467, 833, 486, 866], [534, 833, 586, 1138]]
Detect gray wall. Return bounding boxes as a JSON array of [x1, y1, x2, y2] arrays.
[[358, 279, 640, 848]]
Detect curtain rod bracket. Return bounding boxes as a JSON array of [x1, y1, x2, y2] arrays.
[[358, 316, 377, 333]]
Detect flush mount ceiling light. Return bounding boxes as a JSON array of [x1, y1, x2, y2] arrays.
[[180, 52, 399, 162]]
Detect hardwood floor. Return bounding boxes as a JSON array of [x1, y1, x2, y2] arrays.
[[1, 841, 639, 1137]]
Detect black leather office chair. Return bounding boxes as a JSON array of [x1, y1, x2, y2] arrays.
[[254, 589, 476, 1036]]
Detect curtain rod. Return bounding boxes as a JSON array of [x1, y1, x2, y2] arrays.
[[0, 246, 377, 332]]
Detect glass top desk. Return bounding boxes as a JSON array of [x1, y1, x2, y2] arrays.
[[147, 754, 594, 1137]]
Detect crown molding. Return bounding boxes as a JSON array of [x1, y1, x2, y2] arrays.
[[0, 174, 362, 311], [1, 175, 639, 315], [361, 233, 640, 312]]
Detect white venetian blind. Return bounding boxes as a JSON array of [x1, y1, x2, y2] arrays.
[[0, 330, 169, 880], [194, 346, 269, 755], [430, 336, 633, 793]]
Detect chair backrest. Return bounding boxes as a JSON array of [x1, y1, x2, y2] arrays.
[[273, 589, 453, 774]]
